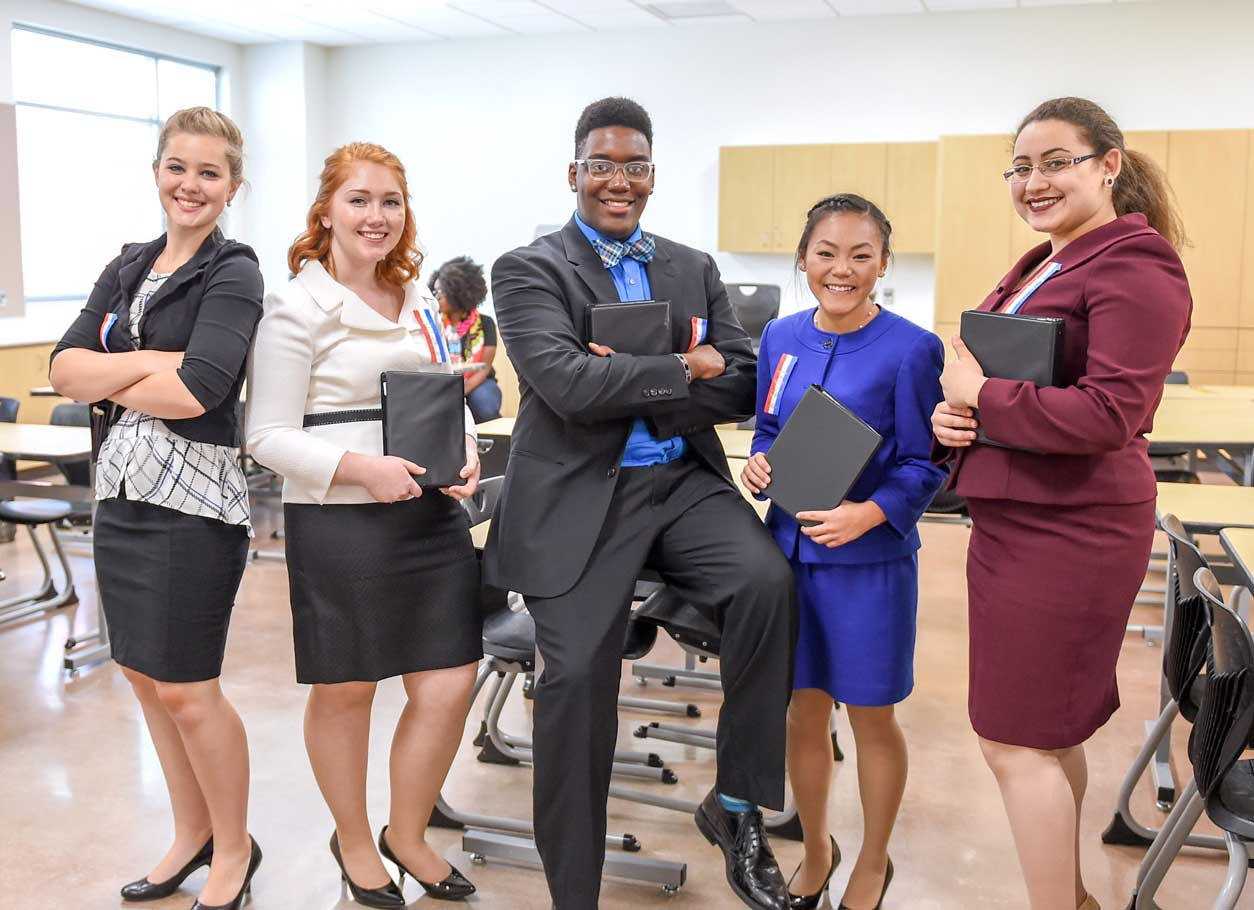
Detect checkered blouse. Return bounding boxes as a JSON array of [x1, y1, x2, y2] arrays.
[[95, 272, 252, 534]]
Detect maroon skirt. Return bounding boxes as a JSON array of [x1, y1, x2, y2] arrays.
[[965, 496, 1156, 749]]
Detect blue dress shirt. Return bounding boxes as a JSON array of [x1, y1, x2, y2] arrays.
[[573, 212, 685, 467]]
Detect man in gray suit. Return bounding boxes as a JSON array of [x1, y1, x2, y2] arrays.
[[484, 97, 796, 910]]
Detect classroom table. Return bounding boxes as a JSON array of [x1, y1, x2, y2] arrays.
[[1159, 384, 1254, 401], [28, 385, 61, 397], [476, 417, 761, 464], [1148, 396, 1254, 485], [0, 424, 92, 501], [1220, 527, 1254, 594], [0, 423, 108, 671]]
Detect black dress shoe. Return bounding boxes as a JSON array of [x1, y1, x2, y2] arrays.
[[837, 855, 893, 910], [329, 831, 405, 909], [788, 834, 841, 909], [190, 836, 262, 910], [121, 838, 214, 901], [694, 789, 789, 910], [378, 825, 476, 901]]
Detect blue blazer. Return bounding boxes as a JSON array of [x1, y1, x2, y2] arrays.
[[751, 308, 947, 565]]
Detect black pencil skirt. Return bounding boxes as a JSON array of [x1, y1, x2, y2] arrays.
[[283, 494, 483, 684], [94, 497, 250, 683]]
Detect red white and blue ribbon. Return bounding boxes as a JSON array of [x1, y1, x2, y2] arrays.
[[99, 312, 118, 352], [764, 353, 798, 416], [1007, 261, 1062, 314], [687, 316, 708, 352], [414, 307, 449, 363]]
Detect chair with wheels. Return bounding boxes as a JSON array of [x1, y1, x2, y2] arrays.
[[1109, 515, 1230, 860], [1131, 567, 1254, 910]]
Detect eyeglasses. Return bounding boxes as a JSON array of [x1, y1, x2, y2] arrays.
[[574, 159, 655, 182], [1002, 153, 1099, 183]]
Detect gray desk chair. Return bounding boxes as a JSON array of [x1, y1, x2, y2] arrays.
[[728, 284, 781, 431], [1133, 568, 1254, 910], [1109, 515, 1234, 863], [49, 404, 93, 526], [0, 499, 78, 624], [727, 284, 780, 351]]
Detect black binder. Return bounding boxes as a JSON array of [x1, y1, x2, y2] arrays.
[[959, 310, 1065, 448], [586, 299, 672, 355], [380, 370, 466, 488], [765, 385, 883, 521]]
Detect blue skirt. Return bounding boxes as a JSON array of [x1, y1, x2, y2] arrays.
[[793, 554, 919, 706]]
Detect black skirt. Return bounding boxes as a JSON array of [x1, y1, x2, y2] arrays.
[[283, 494, 483, 684], [94, 497, 250, 683]]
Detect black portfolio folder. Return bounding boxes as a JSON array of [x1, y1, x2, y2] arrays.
[[380, 370, 466, 488], [959, 310, 1065, 448], [586, 299, 672, 355], [765, 385, 883, 521]]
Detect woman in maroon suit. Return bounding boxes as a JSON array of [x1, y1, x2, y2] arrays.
[[932, 97, 1190, 910]]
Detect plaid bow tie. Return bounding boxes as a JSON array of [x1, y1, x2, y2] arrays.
[[592, 234, 656, 269]]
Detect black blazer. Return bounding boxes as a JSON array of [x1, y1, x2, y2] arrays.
[[483, 218, 756, 598], [52, 232, 263, 448]]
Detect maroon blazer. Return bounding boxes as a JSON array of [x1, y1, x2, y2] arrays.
[[943, 213, 1192, 506]]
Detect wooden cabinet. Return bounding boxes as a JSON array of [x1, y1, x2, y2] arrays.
[[772, 144, 837, 254], [1241, 130, 1254, 331], [718, 146, 774, 253], [885, 142, 936, 254], [1168, 129, 1249, 329], [0, 343, 58, 425], [719, 141, 930, 255], [829, 143, 887, 205], [934, 134, 1015, 325]]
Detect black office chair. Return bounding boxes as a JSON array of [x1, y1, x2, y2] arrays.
[[0, 396, 19, 484], [0, 397, 19, 544], [1130, 566, 1254, 910], [727, 284, 780, 351], [1110, 515, 1221, 861], [49, 403, 93, 526]]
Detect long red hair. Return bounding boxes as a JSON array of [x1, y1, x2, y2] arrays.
[[287, 142, 422, 287]]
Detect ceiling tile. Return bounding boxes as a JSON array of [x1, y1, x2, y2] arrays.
[[731, 0, 836, 22], [362, 3, 511, 36], [488, 12, 593, 32], [921, 0, 1015, 9], [828, 0, 925, 14], [447, 0, 548, 15], [1019, 0, 1111, 6]]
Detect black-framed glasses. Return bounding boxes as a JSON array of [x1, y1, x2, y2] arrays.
[[574, 159, 655, 182], [1002, 153, 1099, 183]]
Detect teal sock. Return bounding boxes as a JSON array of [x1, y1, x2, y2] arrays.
[[717, 793, 756, 813]]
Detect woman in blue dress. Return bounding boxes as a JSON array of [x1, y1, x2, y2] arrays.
[[741, 194, 946, 910]]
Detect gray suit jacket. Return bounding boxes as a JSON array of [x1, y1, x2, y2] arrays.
[[483, 218, 756, 598]]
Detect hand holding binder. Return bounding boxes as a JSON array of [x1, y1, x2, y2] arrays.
[[764, 385, 882, 521]]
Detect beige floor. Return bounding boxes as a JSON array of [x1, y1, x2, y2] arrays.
[[0, 508, 1248, 910]]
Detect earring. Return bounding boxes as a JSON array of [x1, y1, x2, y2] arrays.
[[1104, 176, 1115, 188]]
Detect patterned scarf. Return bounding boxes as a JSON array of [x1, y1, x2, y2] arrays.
[[443, 309, 486, 361]]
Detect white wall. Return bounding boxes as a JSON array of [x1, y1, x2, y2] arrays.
[[322, 0, 1254, 329]]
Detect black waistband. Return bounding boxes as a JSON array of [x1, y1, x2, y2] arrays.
[[302, 408, 383, 428]]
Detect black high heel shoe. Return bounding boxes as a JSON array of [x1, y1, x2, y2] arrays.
[[190, 837, 262, 910], [329, 831, 405, 909], [837, 855, 893, 910], [121, 837, 214, 901], [378, 825, 476, 901], [787, 834, 840, 910]]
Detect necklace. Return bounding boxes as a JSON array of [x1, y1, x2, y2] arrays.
[[815, 303, 878, 335]]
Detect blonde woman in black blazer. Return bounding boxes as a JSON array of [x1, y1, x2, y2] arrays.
[[50, 108, 263, 910]]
